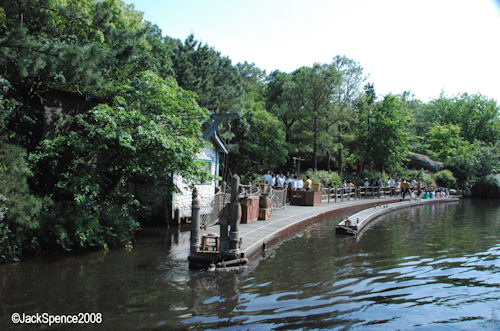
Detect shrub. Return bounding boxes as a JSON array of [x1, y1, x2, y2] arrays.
[[432, 170, 457, 188], [0, 141, 43, 263], [304, 170, 341, 188]]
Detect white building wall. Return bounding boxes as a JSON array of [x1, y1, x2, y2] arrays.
[[173, 146, 217, 218]]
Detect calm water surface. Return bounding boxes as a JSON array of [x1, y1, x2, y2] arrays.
[[1, 199, 499, 330]]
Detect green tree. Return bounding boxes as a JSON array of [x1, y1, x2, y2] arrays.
[[171, 34, 244, 114], [0, 139, 43, 262], [426, 93, 500, 144], [266, 70, 301, 149], [426, 123, 464, 161], [227, 63, 287, 175], [445, 141, 499, 186], [29, 71, 210, 253], [352, 94, 413, 173], [328, 56, 365, 174], [229, 106, 287, 176], [290, 63, 342, 170], [1, 0, 176, 150]]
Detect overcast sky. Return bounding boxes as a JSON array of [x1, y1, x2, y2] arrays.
[[125, 0, 500, 102]]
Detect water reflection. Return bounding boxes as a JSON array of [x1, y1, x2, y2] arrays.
[[0, 200, 499, 330]]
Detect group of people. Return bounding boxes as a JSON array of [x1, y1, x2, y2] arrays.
[[263, 171, 450, 201], [262, 171, 313, 191]]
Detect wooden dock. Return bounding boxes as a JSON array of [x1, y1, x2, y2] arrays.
[[199, 196, 401, 259]]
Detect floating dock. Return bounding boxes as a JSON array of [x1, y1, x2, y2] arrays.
[[335, 197, 460, 235]]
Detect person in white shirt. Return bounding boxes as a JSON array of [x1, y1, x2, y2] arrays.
[[263, 171, 271, 184], [291, 175, 298, 190], [277, 174, 285, 188], [297, 176, 304, 190], [270, 174, 276, 187]]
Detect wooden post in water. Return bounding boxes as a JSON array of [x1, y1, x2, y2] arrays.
[[229, 174, 241, 257], [190, 187, 201, 255], [219, 181, 229, 253]]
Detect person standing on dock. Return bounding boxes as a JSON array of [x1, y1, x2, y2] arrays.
[[263, 171, 271, 185], [291, 175, 299, 190], [304, 176, 312, 190], [401, 179, 411, 200], [277, 174, 286, 188], [297, 176, 304, 190]]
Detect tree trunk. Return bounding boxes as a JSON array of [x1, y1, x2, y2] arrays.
[[313, 115, 318, 170], [327, 150, 330, 171], [337, 134, 343, 176]]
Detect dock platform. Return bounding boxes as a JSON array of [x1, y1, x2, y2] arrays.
[[200, 197, 401, 259]]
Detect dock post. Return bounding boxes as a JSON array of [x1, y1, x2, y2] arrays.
[[229, 174, 241, 257], [219, 181, 229, 253], [190, 187, 201, 255]]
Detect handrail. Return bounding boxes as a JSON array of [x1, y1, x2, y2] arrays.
[[321, 185, 427, 203]]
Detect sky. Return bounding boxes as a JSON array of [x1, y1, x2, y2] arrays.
[[125, 0, 500, 102]]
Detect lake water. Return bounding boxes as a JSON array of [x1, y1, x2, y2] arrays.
[[1, 199, 499, 330]]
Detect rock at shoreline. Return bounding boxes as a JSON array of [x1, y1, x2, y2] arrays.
[[407, 152, 443, 172]]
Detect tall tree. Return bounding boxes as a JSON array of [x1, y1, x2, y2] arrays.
[[328, 56, 365, 174], [351, 94, 413, 173], [171, 34, 244, 114], [290, 63, 341, 170]]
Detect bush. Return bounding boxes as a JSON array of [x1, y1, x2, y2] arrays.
[[0, 141, 43, 263], [304, 170, 341, 188], [432, 170, 457, 188]]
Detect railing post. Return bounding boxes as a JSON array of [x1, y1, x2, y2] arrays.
[[334, 187, 337, 202], [190, 187, 201, 255], [328, 187, 331, 203]]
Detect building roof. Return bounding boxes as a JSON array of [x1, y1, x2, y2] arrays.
[[208, 130, 228, 154]]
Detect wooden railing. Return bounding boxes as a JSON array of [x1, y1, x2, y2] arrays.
[[321, 186, 427, 203]]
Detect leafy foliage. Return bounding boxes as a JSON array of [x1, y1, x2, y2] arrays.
[[29, 71, 209, 253], [0, 140, 42, 262], [171, 34, 244, 114], [426, 123, 464, 161], [425, 93, 500, 144], [432, 170, 457, 189], [229, 104, 287, 175], [304, 170, 342, 188], [351, 93, 413, 173]]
